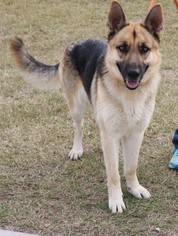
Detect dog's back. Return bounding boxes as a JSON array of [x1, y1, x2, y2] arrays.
[[66, 40, 107, 98]]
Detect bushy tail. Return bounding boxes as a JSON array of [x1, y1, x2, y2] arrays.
[[10, 37, 60, 90]]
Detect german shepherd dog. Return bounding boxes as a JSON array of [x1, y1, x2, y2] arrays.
[[10, 1, 163, 213]]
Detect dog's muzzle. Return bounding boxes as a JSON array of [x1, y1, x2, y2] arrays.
[[125, 67, 141, 90], [116, 62, 149, 90]]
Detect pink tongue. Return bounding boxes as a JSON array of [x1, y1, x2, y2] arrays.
[[126, 81, 139, 89]]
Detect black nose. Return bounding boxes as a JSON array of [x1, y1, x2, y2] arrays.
[[127, 68, 140, 80]]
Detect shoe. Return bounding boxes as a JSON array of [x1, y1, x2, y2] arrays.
[[169, 149, 178, 170]]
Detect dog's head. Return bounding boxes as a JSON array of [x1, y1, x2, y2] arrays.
[[106, 1, 163, 90]]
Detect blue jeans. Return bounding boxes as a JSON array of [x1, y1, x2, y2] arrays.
[[172, 128, 178, 150]]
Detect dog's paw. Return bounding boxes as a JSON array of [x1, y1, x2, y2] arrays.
[[68, 147, 83, 160], [127, 184, 151, 199], [109, 196, 126, 214]]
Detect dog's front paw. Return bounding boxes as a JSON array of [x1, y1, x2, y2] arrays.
[[109, 196, 126, 214], [68, 147, 83, 160], [127, 184, 151, 199]]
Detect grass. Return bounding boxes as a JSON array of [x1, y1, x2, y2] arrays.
[[0, 0, 178, 235]]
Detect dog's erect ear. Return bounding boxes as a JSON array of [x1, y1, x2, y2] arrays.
[[143, 4, 163, 41], [107, 1, 127, 39]]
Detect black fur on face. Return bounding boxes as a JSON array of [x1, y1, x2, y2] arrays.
[[116, 61, 149, 90]]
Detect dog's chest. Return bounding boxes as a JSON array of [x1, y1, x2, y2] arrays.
[[97, 98, 153, 134]]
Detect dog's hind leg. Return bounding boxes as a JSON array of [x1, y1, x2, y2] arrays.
[[68, 97, 85, 160], [60, 50, 90, 160], [66, 85, 88, 160]]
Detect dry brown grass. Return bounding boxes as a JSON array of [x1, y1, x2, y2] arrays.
[[0, 0, 178, 235]]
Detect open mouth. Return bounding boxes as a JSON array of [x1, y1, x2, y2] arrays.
[[125, 80, 140, 90]]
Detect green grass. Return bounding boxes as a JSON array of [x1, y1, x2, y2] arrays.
[[1, 0, 178, 235]]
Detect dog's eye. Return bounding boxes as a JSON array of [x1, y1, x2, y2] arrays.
[[140, 44, 150, 54], [117, 44, 129, 54]]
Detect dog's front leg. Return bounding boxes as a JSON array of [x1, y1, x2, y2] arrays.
[[122, 131, 151, 199], [100, 127, 126, 214]]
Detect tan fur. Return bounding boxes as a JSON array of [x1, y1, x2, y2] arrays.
[[10, 1, 163, 214]]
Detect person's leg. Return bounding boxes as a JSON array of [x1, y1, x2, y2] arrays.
[[169, 129, 178, 170], [172, 128, 178, 149]]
